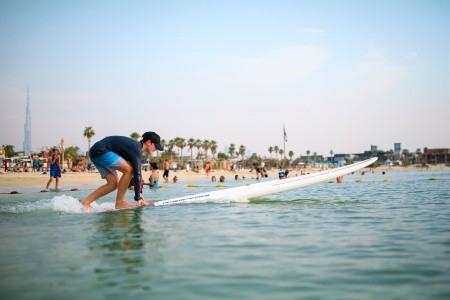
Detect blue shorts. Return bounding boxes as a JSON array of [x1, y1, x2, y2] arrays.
[[91, 152, 127, 179]]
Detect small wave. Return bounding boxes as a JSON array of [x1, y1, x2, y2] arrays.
[[2, 198, 54, 214], [3, 194, 251, 213], [1, 195, 116, 214]]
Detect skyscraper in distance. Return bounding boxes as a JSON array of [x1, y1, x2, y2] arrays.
[[23, 86, 32, 154]]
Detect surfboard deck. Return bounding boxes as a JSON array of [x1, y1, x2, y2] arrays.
[[128, 157, 377, 207]]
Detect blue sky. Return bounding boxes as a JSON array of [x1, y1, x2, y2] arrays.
[[1, 0, 449, 157]]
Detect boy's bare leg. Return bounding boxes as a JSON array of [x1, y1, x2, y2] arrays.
[[115, 162, 136, 209], [81, 173, 118, 208]]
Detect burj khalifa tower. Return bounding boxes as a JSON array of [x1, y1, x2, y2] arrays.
[[23, 87, 32, 154]]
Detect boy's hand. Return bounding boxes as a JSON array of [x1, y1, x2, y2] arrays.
[[138, 199, 150, 206]]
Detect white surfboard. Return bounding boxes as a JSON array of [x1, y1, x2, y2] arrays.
[[152, 157, 378, 206]]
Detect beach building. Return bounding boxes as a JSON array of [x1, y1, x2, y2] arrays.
[[421, 148, 450, 164], [332, 154, 354, 166]]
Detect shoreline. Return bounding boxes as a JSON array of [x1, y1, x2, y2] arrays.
[[1, 164, 449, 193]]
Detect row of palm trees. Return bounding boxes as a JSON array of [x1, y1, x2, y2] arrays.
[[84, 127, 367, 169], [130, 133, 248, 162], [82, 127, 292, 164], [82, 128, 352, 169]]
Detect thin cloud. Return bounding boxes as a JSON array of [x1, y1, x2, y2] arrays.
[[366, 47, 388, 60], [233, 46, 330, 88], [339, 48, 406, 99], [405, 51, 418, 59]]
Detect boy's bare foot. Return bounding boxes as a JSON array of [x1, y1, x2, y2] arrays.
[[81, 200, 92, 208], [80, 201, 93, 212], [115, 201, 137, 209], [81, 205, 93, 212]]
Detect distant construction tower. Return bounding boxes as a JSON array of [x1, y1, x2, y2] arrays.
[[23, 87, 32, 154]]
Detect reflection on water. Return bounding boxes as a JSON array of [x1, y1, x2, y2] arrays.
[[88, 209, 151, 292]]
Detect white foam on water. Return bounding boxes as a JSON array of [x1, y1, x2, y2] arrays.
[[50, 195, 85, 213], [50, 195, 116, 213], [4, 198, 54, 213], [1, 195, 117, 214], [1, 194, 250, 214]]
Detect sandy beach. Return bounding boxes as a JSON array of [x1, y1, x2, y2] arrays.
[[1, 163, 449, 194], [0, 168, 278, 193]]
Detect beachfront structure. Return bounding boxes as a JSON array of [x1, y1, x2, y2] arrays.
[[23, 87, 32, 155], [421, 148, 450, 164]]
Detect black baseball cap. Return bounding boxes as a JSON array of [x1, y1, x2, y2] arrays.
[[141, 131, 163, 151]]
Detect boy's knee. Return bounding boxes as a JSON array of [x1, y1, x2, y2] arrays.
[[105, 177, 119, 191], [108, 181, 119, 190]]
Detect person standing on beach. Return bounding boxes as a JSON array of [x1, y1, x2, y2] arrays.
[[163, 159, 170, 183], [205, 161, 211, 176], [81, 131, 163, 209], [45, 148, 61, 191]]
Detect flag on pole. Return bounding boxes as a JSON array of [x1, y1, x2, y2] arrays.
[[283, 124, 287, 142]]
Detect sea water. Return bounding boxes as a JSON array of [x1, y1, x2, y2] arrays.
[[0, 170, 449, 300]]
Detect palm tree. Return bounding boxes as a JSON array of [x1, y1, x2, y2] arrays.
[[268, 146, 273, 158], [288, 150, 294, 162], [64, 146, 80, 168], [402, 149, 411, 166], [187, 138, 196, 161], [195, 139, 203, 159], [83, 126, 95, 155], [415, 148, 422, 164], [228, 144, 236, 158], [273, 146, 280, 168], [175, 137, 186, 163], [2, 144, 15, 157], [238, 145, 246, 160], [168, 139, 176, 161], [210, 140, 218, 159], [202, 139, 211, 161], [130, 132, 140, 140]]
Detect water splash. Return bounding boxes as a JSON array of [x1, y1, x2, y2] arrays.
[[51, 195, 117, 213], [50, 195, 114, 213], [50, 195, 86, 213], [1, 195, 116, 214]]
